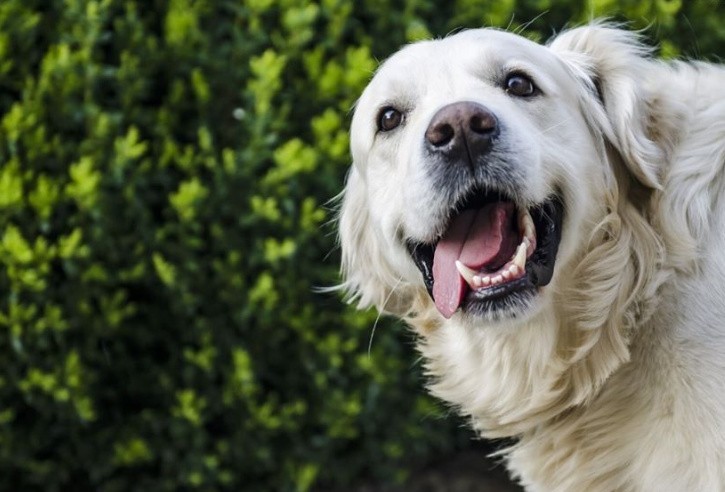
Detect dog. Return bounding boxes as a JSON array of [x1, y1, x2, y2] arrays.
[[337, 23, 725, 491]]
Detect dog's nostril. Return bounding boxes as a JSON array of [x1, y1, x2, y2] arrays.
[[470, 112, 496, 135], [426, 123, 455, 147]]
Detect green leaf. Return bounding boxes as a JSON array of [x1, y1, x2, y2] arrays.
[[169, 177, 209, 221]]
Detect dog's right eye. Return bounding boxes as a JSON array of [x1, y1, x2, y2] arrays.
[[505, 73, 538, 97], [377, 107, 403, 132]]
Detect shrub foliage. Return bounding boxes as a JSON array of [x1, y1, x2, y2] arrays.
[[0, 1, 721, 490]]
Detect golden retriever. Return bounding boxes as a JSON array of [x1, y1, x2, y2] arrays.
[[338, 24, 725, 491]]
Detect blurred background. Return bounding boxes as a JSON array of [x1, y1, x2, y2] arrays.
[[0, 1, 722, 491]]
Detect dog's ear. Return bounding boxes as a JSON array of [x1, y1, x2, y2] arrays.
[[549, 24, 666, 189], [338, 168, 410, 314]]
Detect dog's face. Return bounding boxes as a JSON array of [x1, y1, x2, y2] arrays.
[[340, 23, 671, 440], [343, 28, 619, 325]]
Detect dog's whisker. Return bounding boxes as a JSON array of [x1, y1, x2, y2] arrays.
[[516, 11, 550, 35], [368, 275, 404, 357], [538, 116, 576, 135]]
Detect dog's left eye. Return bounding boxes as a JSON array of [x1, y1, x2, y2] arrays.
[[377, 107, 403, 132], [505, 73, 538, 97]]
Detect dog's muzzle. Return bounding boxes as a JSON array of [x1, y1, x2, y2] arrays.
[[403, 101, 564, 319]]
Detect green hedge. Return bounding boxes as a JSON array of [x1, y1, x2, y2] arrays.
[[0, 1, 721, 491]]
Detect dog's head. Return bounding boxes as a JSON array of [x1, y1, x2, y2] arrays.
[[339, 25, 670, 431], [340, 25, 666, 319]]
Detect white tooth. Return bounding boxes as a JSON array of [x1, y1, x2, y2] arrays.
[[473, 275, 482, 288], [502, 270, 511, 280], [518, 210, 536, 252], [513, 241, 527, 269], [524, 235, 536, 256], [455, 261, 478, 287], [481, 276, 491, 286], [518, 208, 528, 227], [519, 209, 531, 228], [492, 275, 503, 284], [524, 215, 535, 240], [509, 264, 520, 276]]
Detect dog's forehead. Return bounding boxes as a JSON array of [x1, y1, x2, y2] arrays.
[[375, 29, 554, 82]]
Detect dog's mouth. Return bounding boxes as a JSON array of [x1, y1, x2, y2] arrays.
[[407, 189, 564, 319]]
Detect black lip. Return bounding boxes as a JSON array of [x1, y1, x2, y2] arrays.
[[464, 277, 537, 319], [526, 197, 564, 287], [408, 242, 435, 295], [406, 195, 564, 316]]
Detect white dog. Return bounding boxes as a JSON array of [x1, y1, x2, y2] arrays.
[[338, 24, 725, 491]]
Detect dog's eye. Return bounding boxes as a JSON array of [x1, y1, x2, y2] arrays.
[[505, 74, 537, 97], [377, 107, 403, 132]]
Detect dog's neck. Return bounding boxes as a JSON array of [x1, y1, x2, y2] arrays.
[[416, 303, 621, 436]]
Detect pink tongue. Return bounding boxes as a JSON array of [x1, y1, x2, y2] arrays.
[[432, 203, 513, 318]]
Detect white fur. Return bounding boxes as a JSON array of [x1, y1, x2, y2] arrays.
[[339, 24, 725, 491]]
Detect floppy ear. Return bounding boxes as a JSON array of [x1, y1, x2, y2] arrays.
[[549, 24, 667, 189], [338, 167, 411, 314], [546, 26, 674, 400]]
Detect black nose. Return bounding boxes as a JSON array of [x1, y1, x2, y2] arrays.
[[425, 102, 498, 163]]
